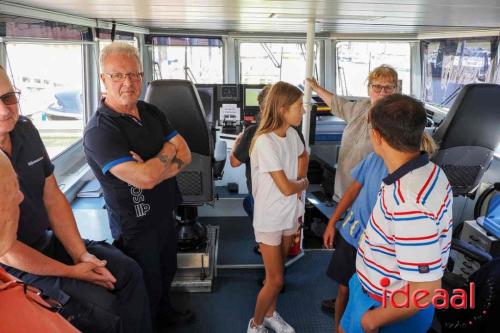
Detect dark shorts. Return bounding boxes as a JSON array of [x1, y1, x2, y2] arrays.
[[326, 232, 357, 286]]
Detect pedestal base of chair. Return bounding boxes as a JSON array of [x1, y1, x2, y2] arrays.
[[172, 225, 219, 293], [176, 206, 207, 251]]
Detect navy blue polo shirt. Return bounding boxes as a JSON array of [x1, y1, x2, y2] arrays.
[[84, 100, 181, 239], [7, 116, 54, 246]]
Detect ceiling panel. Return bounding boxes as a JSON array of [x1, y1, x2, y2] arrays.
[[5, 0, 500, 34]]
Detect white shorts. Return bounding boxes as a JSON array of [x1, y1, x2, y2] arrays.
[[254, 223, 300, 246]]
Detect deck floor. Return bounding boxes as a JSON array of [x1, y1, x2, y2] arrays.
[[166, 250, 337, 333], [165, 216, 337, 332]]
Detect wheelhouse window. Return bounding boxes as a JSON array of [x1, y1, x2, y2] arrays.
[[239, 42, 319, 86], [335, 41, 411, 97], [150, 36, 223, 84], [422, 38, 495, 108], [6, 43, 85, 158]]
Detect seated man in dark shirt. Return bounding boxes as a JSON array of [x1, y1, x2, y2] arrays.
[[0, 65, 152, 333]]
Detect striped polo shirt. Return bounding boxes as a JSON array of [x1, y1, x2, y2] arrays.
[[356, 152, 453, 298]]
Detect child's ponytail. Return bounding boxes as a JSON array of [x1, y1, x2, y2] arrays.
[[420, 131, 437, 156]]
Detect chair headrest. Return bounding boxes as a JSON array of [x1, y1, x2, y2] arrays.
[[145, 80, 212, 156], [433, 83, 500, 151]]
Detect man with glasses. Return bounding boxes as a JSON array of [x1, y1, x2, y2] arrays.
[[0, 65, 152, 333], [306, 65, 398, 320], [84, 42, 193, 329]]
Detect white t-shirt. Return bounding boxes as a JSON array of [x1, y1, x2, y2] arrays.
[[250, 128, 305, 232]]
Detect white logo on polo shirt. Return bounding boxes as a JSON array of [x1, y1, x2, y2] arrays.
[[27, 156, 43, 166], [129, 185, 150, 217]]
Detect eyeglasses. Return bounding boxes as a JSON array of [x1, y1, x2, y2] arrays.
[[0, 91, 21, 105], [103, 72, 144, 82], [370, 84, 396, 93], [7, 281, 63, 312], [24, 282, 63, 312]]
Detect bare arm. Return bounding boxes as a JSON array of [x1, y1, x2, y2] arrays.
[[323, 180, 362, 248], [0, 241, 115, 289], [230, 154, 243, 168], [269, 170, 309, 196], [306, 78, 334, 109], [43, 175, 116, 288], [110, 141, 177, 189], [0, 240, 74, 277], [230, 133, 244, 167], [361, 280, 441, 333], [114, 134, 191, 189], [162, 134, 192, 179], [43, 175, 86, 262], [297, 149, 309, 179]]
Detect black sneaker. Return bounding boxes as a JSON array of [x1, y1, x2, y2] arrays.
[[321, 298, 336, 313]]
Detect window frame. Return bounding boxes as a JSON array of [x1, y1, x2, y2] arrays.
[[332, 39, 416, 98], [148, 36, 225, 84], [235, 38, 324, 85], [421, 36, 499, 112]]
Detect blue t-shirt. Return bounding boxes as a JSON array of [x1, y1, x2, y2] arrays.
[[338, 152, 387, 248]]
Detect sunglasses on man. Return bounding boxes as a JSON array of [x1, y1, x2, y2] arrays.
[[0, 91, 21, 105]]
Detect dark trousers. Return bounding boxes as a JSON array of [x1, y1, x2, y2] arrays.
[[4, 233, 152, 333], [243, 194, 254, 220], [115, 215, 178, 320]]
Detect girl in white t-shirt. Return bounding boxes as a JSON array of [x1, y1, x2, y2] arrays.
[[247, 82, 309, 333]]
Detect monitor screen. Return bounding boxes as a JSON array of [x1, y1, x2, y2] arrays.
[[244, 88, 262, 108], [196, 86, 214, 123], [217, 84, 240, 102]]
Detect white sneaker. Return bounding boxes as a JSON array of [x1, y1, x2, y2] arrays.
[[263, 311, 295, 333], [247, 318, 269, 333]]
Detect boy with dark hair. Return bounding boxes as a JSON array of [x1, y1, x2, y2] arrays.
[[340, 94, 453, 333]]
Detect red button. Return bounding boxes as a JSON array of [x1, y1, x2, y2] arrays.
[[380, 277, 390, 287]]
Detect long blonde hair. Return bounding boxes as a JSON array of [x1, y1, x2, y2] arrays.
[[249, 81, 303, 153]]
